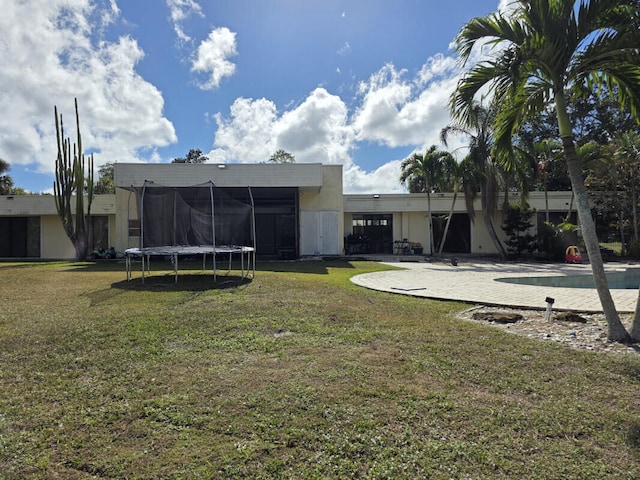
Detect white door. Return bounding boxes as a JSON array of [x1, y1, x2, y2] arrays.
[[300, 211, 339, 255]]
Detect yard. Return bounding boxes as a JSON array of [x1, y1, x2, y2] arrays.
[[1, 259, 640, 479]]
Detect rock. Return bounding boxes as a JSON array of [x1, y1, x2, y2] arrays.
[[555, 311, 587, 323], [472, 312, 523, 324], [458, 306, 636, 356]]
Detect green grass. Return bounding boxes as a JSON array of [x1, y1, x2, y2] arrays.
[[1, 259, 640, 479]]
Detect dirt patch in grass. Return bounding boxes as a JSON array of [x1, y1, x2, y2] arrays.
[[457, 305, 640, 355]]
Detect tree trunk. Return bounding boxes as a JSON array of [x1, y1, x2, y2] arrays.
[[561, 136, 630, 342], [633, 186, 638, 243], [619, 208, 625, 256], [566, 192, 574, 221], [554, 91, 630, 342], [544, 178, 549, 223], [630, 289, 640, 341], [439, 191, 457, 254], [630, 185, 640, 339], [482, 206, 507, 259], [481, 191, 507, 260], [427, 191, 434, 255], [74, 233, 90, 261]]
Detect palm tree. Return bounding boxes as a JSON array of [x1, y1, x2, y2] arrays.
[[400, 146, 455, 254], [0, 159, 14, 195], [451, 0, 640, 342], [437, 157, 463, 254], [441, 101, 509, 259]]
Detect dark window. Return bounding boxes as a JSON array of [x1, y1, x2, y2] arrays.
[[91, 216, 109, 250], [351, 214, 393, 254], [0, 217, 41, 258]]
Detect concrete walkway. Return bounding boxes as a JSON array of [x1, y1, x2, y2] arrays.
[[350, 259, 640, 313]]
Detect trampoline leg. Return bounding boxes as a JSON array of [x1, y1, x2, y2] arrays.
[[174, 254, 178, 284]]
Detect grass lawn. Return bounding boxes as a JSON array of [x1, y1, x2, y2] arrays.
[[1, 259, 640, 479]]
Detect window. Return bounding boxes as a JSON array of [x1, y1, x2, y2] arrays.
[[128, 219, 140, 237]]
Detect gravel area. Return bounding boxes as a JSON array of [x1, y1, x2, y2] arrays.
[[456, 306, 640, 355]]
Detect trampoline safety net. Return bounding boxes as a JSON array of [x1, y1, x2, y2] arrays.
[[131, 181, 255, 249]]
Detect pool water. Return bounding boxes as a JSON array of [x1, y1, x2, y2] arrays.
[[496, 268, 640, 289]]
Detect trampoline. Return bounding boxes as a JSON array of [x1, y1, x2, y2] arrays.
[[124, 180, 256, 283]]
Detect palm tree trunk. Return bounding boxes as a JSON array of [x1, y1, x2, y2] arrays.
[[633, 186, 638, 243], [566, 192, 574, 221], [554, 91, 630, 342], [629, 186, 640, 339], [482, 206, 507, 260], [561, 136, 630, 342], [439, 191, 457, 254], [480, 191, 507, 260], [544, 178, 549, 223], [427, 191, 434, 255], [631, 289, 640, 340]]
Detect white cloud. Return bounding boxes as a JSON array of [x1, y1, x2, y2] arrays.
[[0, 0, 176, 183], [191, 27, 238, 90], [276, 89, 352, 164], [208, 97, 279, 163], [337, 41, 351, 56], [343, 160, 405, 194], [209, 88, 352, 165], [351, 60, 460, 150], [208, 49, 471, 193], [165, 0, 203, 42]]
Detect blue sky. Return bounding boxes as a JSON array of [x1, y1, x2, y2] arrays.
[[1, 0, 503, 194]]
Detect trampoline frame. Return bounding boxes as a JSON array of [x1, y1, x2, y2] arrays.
[[124, 245, 255, 284]]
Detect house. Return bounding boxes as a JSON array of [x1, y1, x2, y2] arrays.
[[0, 163, 574, 259]]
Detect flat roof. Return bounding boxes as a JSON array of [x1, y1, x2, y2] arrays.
[[114, 163, 326, 188]]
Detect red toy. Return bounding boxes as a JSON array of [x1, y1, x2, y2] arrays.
[[565, 245, 583, 263]]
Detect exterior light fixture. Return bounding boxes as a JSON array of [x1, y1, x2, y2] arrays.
[[217, 164, 227, 169], [373, 194, 380, 199]]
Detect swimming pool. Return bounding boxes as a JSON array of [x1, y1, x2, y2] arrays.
[[495, 268, 640, 289]]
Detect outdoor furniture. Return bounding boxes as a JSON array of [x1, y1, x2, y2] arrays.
[[393, 239, 411, 255], [345, 234, 369, 255]]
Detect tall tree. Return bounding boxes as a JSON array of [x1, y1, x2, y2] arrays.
[[451, 0, 640, 342], [172, 149, 209, 164], [0, 159, 14, 195], [269, 149, 296, 163], [441, 102, 509, 259], [400, 146, 455, 254], [54, 99, 94, 261], [94, 162, 115, 194], [587, 132, 640, 253]]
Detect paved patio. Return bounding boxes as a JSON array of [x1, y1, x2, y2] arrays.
[[350, 259, 640, 313]]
